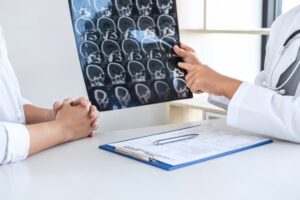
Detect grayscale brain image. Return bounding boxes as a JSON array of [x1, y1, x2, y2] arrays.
[[69, 0, 193, 111]]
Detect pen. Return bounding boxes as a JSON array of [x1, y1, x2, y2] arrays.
[[153, 134, 199, 145]]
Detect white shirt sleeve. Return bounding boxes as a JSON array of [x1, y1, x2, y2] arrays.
[[22, 98, 32, 106], [227, 82, 300, 143], [0, 122, 30, 165]]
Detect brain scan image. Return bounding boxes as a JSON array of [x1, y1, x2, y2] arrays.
[[97, 17, 118, 40], [137, 16, 156, 38], [93, 0, 112, 17], [115, 0, 133, 17], [156, 0, 173, 14], [75, 17, 99, 42], [101, 39, 123, 62], [117, 16, 137, 39], [157, 14, 176, 37], [136, 0, 153, 16], [69, 0, 192, 111]]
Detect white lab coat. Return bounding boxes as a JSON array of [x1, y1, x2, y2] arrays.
[[225, 5, 300, 143], [0, 26, 30, 165]]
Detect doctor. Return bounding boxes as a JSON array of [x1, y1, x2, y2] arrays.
[[174, 5, 300, 143], [0, 26, 99, 165]]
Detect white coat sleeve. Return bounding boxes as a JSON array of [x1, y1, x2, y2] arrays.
[[227, 82, 300, 143], [0, 122, 30, 165]]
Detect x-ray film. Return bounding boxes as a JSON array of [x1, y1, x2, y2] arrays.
[[69, 0, 193, 111]]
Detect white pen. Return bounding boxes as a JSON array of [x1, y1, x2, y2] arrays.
[[153, 134, 199, 145]]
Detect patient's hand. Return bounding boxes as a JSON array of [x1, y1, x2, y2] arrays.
[[173, 43, 202, 65], [55, 99, 95, 141], [52, 97, 99, 134]]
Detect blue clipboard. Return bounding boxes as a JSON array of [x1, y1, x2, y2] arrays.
[[99, 126, 273, 171]]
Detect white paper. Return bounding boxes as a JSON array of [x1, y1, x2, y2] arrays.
[[111, 125, 270, 166]]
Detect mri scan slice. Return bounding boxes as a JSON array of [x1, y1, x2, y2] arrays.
[[94, 89, 109, 109], [154, 81, 170, 100], [93, 0, 112, 17], [166, 61, 184, 78], [86, 65, 105, 87], [117, 16, 137, 39], [80, 41, 102, 64], [156, 0, 173, 14], [75, 17, 98, 42], [97, 17, 118, 40], [108, 63, 126, 85], [136, 0, 153, 16], [137, 16, 156, 38], [115, 0, 133, 17], [157, 14, 176, 37], [135, 84, 151, 104], [71, 0, 93, 18], [160, 36, 176, 53], [101, 40, 123, 62], [147, 59, 166, 80], [141, 37, 162, 59], [122, 39, 143, 61], [173, 78, 189, 98], [115, 86, 131, 108], [69, 0, 192, 111], [128, 61, 146, 83]]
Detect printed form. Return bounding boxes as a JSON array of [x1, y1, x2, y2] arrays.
[[110, 125, 270, 166]]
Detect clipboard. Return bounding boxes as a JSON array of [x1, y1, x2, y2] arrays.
[[99, 125, 273, 171]]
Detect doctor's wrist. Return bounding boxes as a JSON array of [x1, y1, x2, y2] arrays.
[[220, 77, 242, 100]]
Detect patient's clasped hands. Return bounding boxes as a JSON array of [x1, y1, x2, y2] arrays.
[[53, 97, 99, 141]]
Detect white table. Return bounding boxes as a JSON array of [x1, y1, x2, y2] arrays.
[[1, 119, 300, 200]]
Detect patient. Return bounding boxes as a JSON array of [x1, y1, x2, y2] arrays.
[[0, 26, 99, 165]]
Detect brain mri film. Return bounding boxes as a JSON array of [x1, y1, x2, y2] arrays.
[[94, 89, 109, 109], [115, 0, 133, 17], [101, 39, 123, 62], [108, 62, 127, 85], [156, 0, 173, 14], [115, 86, 131, 107], [71, 0, 93, 18], [136, 0, 153, 16], [122, 38, 143, 61], [69, 0, 192, 111], [154, 81, 170, 100], [137, 16, 156, 38], [75, 17, 98, 42], [118, 16, 137, 39], [147, 59, 166, 80], [135, 83, 151, 104], [166, 59, 185, 78], [86, 65, 106, 87], [157, 14, 176, 37], [128, 61, 146, 83], [97, 17, 118, 40], [141, 37, 162, 59], [80, 41, 102, 64], [93, 0, 112, 17]]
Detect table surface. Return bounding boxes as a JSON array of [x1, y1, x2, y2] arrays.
[[1, 119, 300, 200]]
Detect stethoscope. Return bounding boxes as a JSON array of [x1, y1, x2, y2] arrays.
[[263, 29, 300, 95]]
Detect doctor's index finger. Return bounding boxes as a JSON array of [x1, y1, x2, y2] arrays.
[[173, 45, 188, 58], [180, 43, 195, 52], [178, 62, 194, 71]]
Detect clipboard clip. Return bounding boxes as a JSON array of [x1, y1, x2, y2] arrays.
[[115, 147, 156, 163]]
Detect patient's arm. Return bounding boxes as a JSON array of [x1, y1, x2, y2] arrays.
[[23, 97, 99, 130], [27, 99, 95, 155]]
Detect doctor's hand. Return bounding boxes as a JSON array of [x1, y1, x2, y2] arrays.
[[173, 43, 202, 65], [178, 62, 242, 100]]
